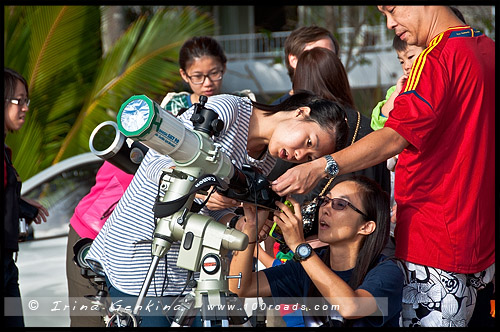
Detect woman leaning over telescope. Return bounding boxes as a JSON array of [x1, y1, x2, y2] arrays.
[[86, 90, 349, 327]]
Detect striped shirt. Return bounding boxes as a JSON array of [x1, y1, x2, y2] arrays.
[[86, 94, 276, 296]]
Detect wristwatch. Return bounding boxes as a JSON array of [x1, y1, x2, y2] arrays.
[[324, 155, 339, 179], [293, 243, 313, 262], [227, 214, 241, 229]]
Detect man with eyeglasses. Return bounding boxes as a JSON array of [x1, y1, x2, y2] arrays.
[[4, 94, 30, 132]]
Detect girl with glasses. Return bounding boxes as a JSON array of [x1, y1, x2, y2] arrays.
[[160, 36, 228, 116], [4, 68, 49, 327], [229, 174, 404, 327]]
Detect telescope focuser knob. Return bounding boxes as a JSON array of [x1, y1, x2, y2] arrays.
[[198, 95, 208, 105], [211, 119, 224, 135]]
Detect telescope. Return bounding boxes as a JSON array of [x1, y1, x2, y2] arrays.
[[89, 120, 149, 174], [107, 94, 278, 327]]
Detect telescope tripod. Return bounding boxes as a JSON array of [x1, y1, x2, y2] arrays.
[[169, 272, 250, 327], [107, 249, 250, 327], [107, 167, 250, 327]]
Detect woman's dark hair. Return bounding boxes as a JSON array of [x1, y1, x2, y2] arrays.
[[178, 36, 227, 71], [4, 68, 29, 108], [251, 90, 349, 152], [307, 175, 391, 324], [293, 48, 355, 110]]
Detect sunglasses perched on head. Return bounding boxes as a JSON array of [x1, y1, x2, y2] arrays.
[[318, 196, 369, 219]]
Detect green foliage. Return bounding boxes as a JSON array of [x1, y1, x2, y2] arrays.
[[4, 6, 213, 180]]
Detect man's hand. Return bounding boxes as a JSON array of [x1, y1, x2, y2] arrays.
[[271, 157, 325, 196], [241, 203, 272, 241]]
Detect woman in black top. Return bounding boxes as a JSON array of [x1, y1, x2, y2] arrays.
[[4, 68, 49, 327]]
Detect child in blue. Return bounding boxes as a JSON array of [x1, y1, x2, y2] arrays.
[[229, 174, 404, 327]]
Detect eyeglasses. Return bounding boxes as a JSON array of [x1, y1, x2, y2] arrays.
[[318, 196, 369, 219], [6, 98, 30, 107], [186, 70, 223, 85]]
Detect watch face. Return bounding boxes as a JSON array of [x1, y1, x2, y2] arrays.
[[324, 155, 339, 178], [298, 244, 311, 257]]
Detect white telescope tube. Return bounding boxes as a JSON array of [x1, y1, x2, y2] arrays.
[[117, 95, 200, 163]]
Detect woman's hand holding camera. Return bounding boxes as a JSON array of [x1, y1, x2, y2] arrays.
[[273, 197, 305, 252]]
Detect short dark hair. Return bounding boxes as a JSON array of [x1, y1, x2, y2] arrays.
[[284, 26, 340, 80], [178, 36, 227, 71], [450, 6, 466, 24], [392, 35, 408, 53]]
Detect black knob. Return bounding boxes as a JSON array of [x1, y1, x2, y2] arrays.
[[191, 113, 204, 124], [211, 119, 224, 133], [199, 95, 208, 105]]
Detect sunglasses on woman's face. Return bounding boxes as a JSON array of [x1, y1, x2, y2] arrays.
[[318, 196, 368, 219]]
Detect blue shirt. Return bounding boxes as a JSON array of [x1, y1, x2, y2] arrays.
[[263, 252, 403, 327]]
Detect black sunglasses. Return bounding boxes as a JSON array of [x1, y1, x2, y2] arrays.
[[318, 196, 369, 219]]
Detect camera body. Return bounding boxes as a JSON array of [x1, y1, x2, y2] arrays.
[[218, 164, 284, 210]]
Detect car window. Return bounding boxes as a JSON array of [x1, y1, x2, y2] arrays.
[[23, 161, 103, 240]]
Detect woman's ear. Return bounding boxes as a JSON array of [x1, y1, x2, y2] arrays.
[[296, 106, 312, 118], [358, 220, 376, 236], [179, 68, 189, 83]]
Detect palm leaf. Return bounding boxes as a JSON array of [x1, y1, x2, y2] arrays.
[[53, 7, 214, 163], [5, 6, 102, 179], [5, 6, 213, 180]]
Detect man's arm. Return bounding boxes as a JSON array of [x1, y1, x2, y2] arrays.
[[271, 127, 408, 196]]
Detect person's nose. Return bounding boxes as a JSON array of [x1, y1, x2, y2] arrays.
[[294, 149, 309, 162], [403, 61, 412, 75], [203, 76, 215, 86], [386, 15, 397, 30]]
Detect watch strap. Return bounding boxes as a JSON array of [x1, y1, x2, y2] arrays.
[[227, 214, 241, 229]]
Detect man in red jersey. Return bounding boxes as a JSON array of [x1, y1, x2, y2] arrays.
[[271, 6, 495, 327]]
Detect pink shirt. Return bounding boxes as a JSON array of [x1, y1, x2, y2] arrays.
[[70, 161, 133, 239]]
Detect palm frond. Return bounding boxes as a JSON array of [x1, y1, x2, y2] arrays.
[[5, 6, 102, 179], [5, 6, 214, 179], [53, 7, 214, 163]]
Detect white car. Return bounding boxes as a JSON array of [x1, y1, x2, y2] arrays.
[[16, 153, 103, 327]]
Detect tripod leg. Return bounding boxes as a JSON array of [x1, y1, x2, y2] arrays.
[[133, 255, 160, 316]]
